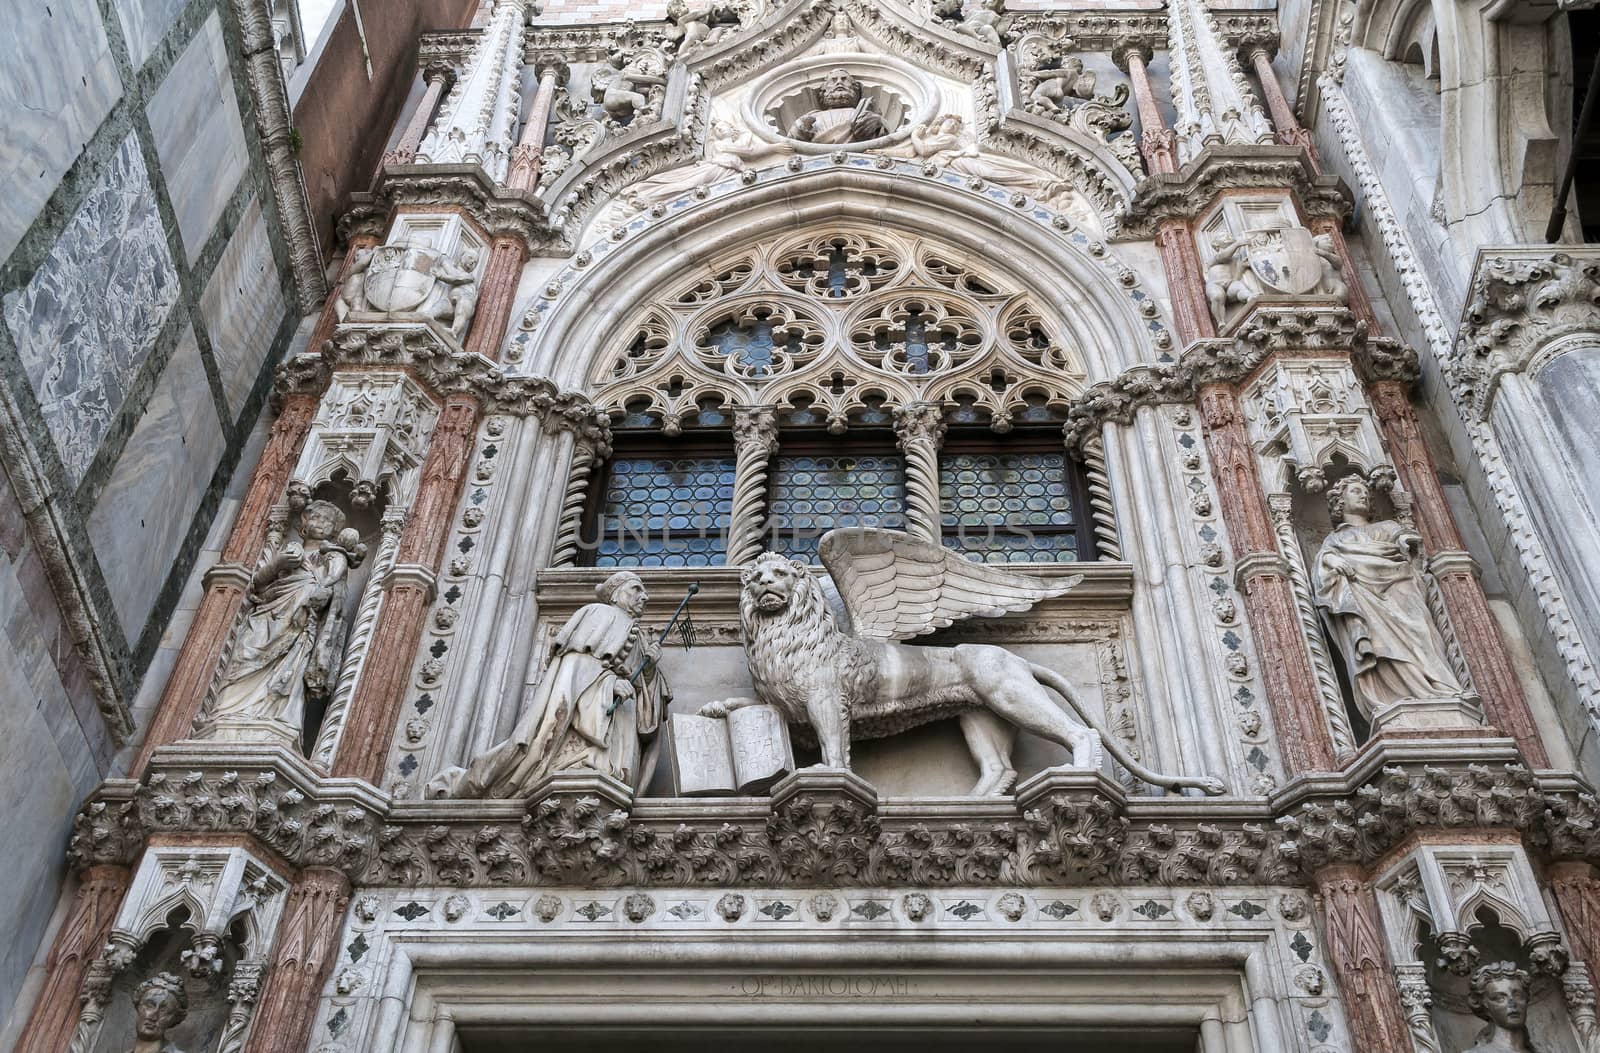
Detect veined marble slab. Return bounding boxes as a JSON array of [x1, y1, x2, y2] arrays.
[[88, 326, 226, 639], [202, 197, 288, 420], [3, 135, 180, 484], [114, 0, 193, 68], [146, 12, 250, 263], [0, 0, 123, 263]]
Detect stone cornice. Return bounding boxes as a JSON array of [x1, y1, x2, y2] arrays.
[[1062, 307, 1418, 447], [274, 322, 608, 439], [65, 739, 1599, 890], [1117, 145, 1352, 239], [343, 167, 562, 253], [1454, 247, 1600, 418]]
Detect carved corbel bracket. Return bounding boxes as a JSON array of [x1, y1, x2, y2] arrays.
[[1117, 145, 1351, 239]]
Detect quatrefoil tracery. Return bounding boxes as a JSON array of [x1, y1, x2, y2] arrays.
[[595, 227, 1086, 424]]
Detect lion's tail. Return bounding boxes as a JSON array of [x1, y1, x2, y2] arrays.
[[1027, 663, 1226, 796]]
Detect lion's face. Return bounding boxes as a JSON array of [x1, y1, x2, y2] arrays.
[[741, 555, 807, 614]]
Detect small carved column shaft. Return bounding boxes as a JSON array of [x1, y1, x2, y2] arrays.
[[1157, 221, 1217, 343], [894, 403, 947, 545], [1248, 48, 1316, 158], [309, 236, 381, 358], [333, 396, 480, 782], [729, 407, 779, 566], [385, 68, 452, 166], [507, 57, 568, 192], [1314, 865, 1414, 1051], [1200, 386, 1338, 772], [1369, 381, 1550, 765], [1117, 42, 1178, 176], [135, 395, 319, 769], [240, 868, 350, 1053], [463, 235, 526, 360], [12, 865, 130, 1053]]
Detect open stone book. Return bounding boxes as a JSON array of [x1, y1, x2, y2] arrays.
[[669, 703, 795, 795]]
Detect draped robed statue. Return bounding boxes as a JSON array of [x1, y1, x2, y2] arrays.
[[429, 571, 670, 798], [1312, 475, 1462, 722]]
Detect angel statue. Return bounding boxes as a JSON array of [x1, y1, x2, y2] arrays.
[[428, 571, 669, 798], [199, 500, 365, 749], [703, 529, 1225, 796]]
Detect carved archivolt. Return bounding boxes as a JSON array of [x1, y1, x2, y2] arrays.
[[591, 225, 1086, 425]]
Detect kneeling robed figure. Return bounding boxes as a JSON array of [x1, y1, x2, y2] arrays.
[[703, 528, 1224, 796]]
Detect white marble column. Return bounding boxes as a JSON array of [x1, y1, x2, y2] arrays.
[[893, 402, 946, 544]]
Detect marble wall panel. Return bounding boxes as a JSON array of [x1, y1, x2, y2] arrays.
[[88, 326, 226, 639], [0, 0, 123, 263], [145, 12, 250, 263], [114, 0, 193, 68], [3, 134, 180, 484], [201, 197, 287, 419]]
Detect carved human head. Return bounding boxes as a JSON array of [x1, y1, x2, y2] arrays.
[[300, 500, 347, 541], [742, 552, 807, 612], [1325, 475, 1371, 523], [1469, 961, 1531, 1030], [458, 246, 481, 270], [597, 570, 648, 616], [133, 973, 188, 1039], [819, 68, 862, 108]]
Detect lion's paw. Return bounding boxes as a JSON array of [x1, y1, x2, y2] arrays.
[[697, 699, 732, 718]]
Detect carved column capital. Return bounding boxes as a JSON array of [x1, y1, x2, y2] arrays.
[[1111, 36, 1154, 72], [733, 406, 780, 458], [894, 402, 947, 544]]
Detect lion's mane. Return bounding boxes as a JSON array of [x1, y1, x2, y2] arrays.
[[740, 557, 879, 736]]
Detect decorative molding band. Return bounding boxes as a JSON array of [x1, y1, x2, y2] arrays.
[[231, 0, 327, 313], [274, 322, 609, 440], [65, 739, 1600, 890], [343, 168, 560, 252], [1118, 146, 1351, 239]]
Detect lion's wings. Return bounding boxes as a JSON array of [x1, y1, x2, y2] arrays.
[[817, 528, 1083, 642]]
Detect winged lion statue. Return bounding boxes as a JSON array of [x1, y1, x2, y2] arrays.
[[700, 528, 1226, 796]]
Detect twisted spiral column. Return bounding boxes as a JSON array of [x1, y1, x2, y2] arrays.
[[894, 402, 947, 545], [552, 435, 605, 567], [1078, 437, 1122, 560], [729, 407, 778, 565]]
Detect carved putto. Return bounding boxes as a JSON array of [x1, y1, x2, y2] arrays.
[[665, 0, 747, 52], [429, 571, 668, 797], [1313, 476, 1464, 724], [337, 240, 482, 342], [786, 68, 889, 145], [933, 0, 1011, 46], [198, 500, 366, 749], [707, 528, 1224, 796], [592, 44, 670, 126]]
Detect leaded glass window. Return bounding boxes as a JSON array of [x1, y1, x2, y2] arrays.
[[768, 443, 906, 563], [939, 436, 1087, 563], [584, 447, 734, 567]]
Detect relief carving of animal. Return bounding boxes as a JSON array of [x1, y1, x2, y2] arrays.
[[703, 529, 1225, 796]]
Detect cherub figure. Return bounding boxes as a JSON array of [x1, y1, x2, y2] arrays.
[[429, 246, 480, 341], [1203, 231, 1251, 322], [952, 0, 1010, 46], [334, 246, 375, 321], [1025, 55, 1099, 114], [1311, 232, 1349, 299], [592, 46, 668, 125]]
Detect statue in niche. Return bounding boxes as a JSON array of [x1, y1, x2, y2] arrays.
[[592, 46, 669, 125], [1463, 962, 1543, 1052], [1313, 476, 1462, 722], [127, 973, 188, 1053], [335, 242, 481, 342], [786, 68, 888, 144], [428, 571, 669, 798], [201, 500, 366, 748], [702, 529, 1224, 796]]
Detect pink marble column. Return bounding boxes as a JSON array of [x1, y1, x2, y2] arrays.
[[332, 395, 480, 783], [1200, 387, 1338, 774], [12, 866, 131, 1053], [1550, 862, 1600, 989], [1117, 40, 1177, 176], [507, 56, 568, 192], [135, 395, 320, 769], [1315, 865, 1414, 1051], [1369, 381, 1551, 766], [463, 235, 526, 360], [384, 68, 452, 167], [240, 868, 351, 1053], [1157, 221, 1216, 343], [1248, 48, 1317, 159]]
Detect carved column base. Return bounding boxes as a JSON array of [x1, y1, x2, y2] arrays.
[[13, 865, 131, 1053]]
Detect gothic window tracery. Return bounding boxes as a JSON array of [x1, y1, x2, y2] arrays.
[[569, 226, 1099, 567]]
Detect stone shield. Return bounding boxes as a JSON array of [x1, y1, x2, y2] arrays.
[[1247, 225, 1322, 296], [363, 245, 437, 314]]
